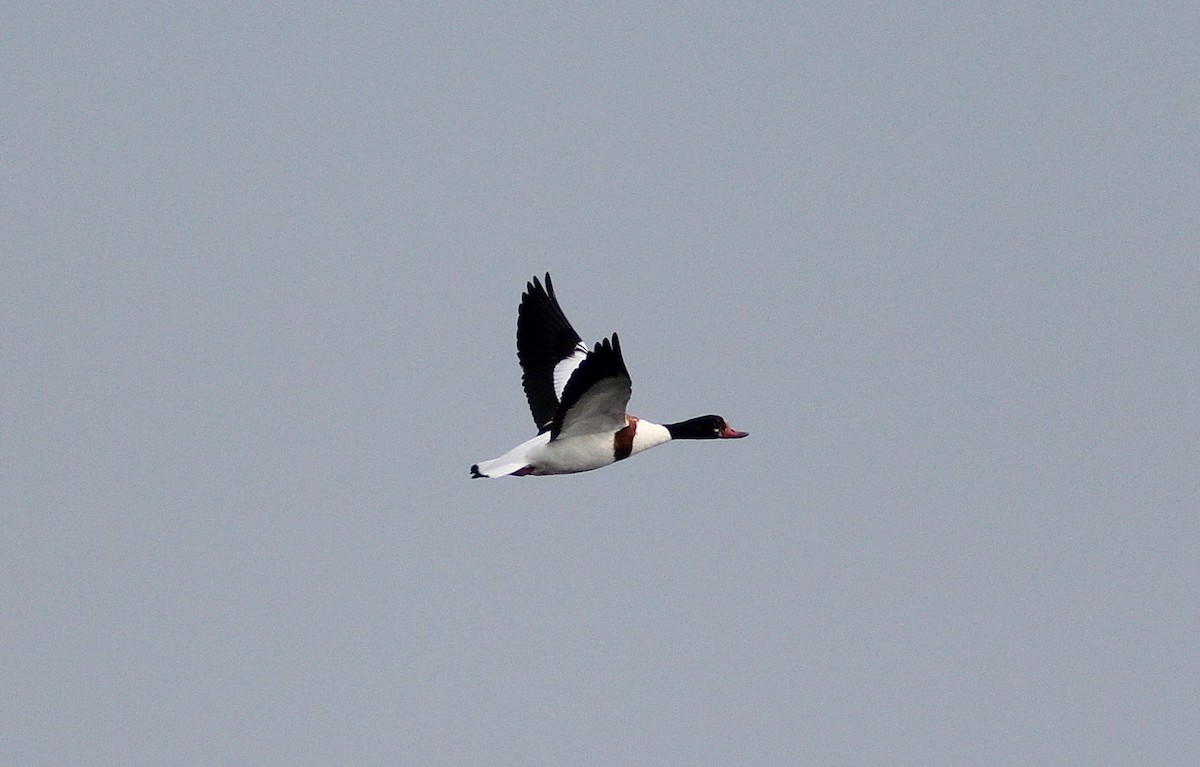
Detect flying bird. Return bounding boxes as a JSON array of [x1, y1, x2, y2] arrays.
[[470, 273, 748, 478]]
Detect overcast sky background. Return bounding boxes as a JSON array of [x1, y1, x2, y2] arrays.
[[3, 3, 1198, 765]]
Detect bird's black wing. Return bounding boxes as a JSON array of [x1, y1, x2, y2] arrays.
[[550, 334, 632, 442], [517, 273, 587, 433]]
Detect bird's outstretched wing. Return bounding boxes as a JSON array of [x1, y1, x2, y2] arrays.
[[550, 334, 632, 442], [517, 273, 588, 433]]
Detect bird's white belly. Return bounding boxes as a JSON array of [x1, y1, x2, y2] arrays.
[[531, 433, 617, 475]]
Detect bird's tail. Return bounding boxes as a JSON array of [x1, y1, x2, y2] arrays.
[[469, 456, 530, 479], [470, 433, 547, 479]]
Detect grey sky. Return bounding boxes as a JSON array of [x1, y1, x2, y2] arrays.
[[3, 3, 1197, 764]]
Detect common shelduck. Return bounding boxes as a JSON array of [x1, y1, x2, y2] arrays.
[[470, 273, 748, 478]]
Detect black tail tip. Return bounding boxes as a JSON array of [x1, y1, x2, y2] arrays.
[[470, 464, 485, 479]]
